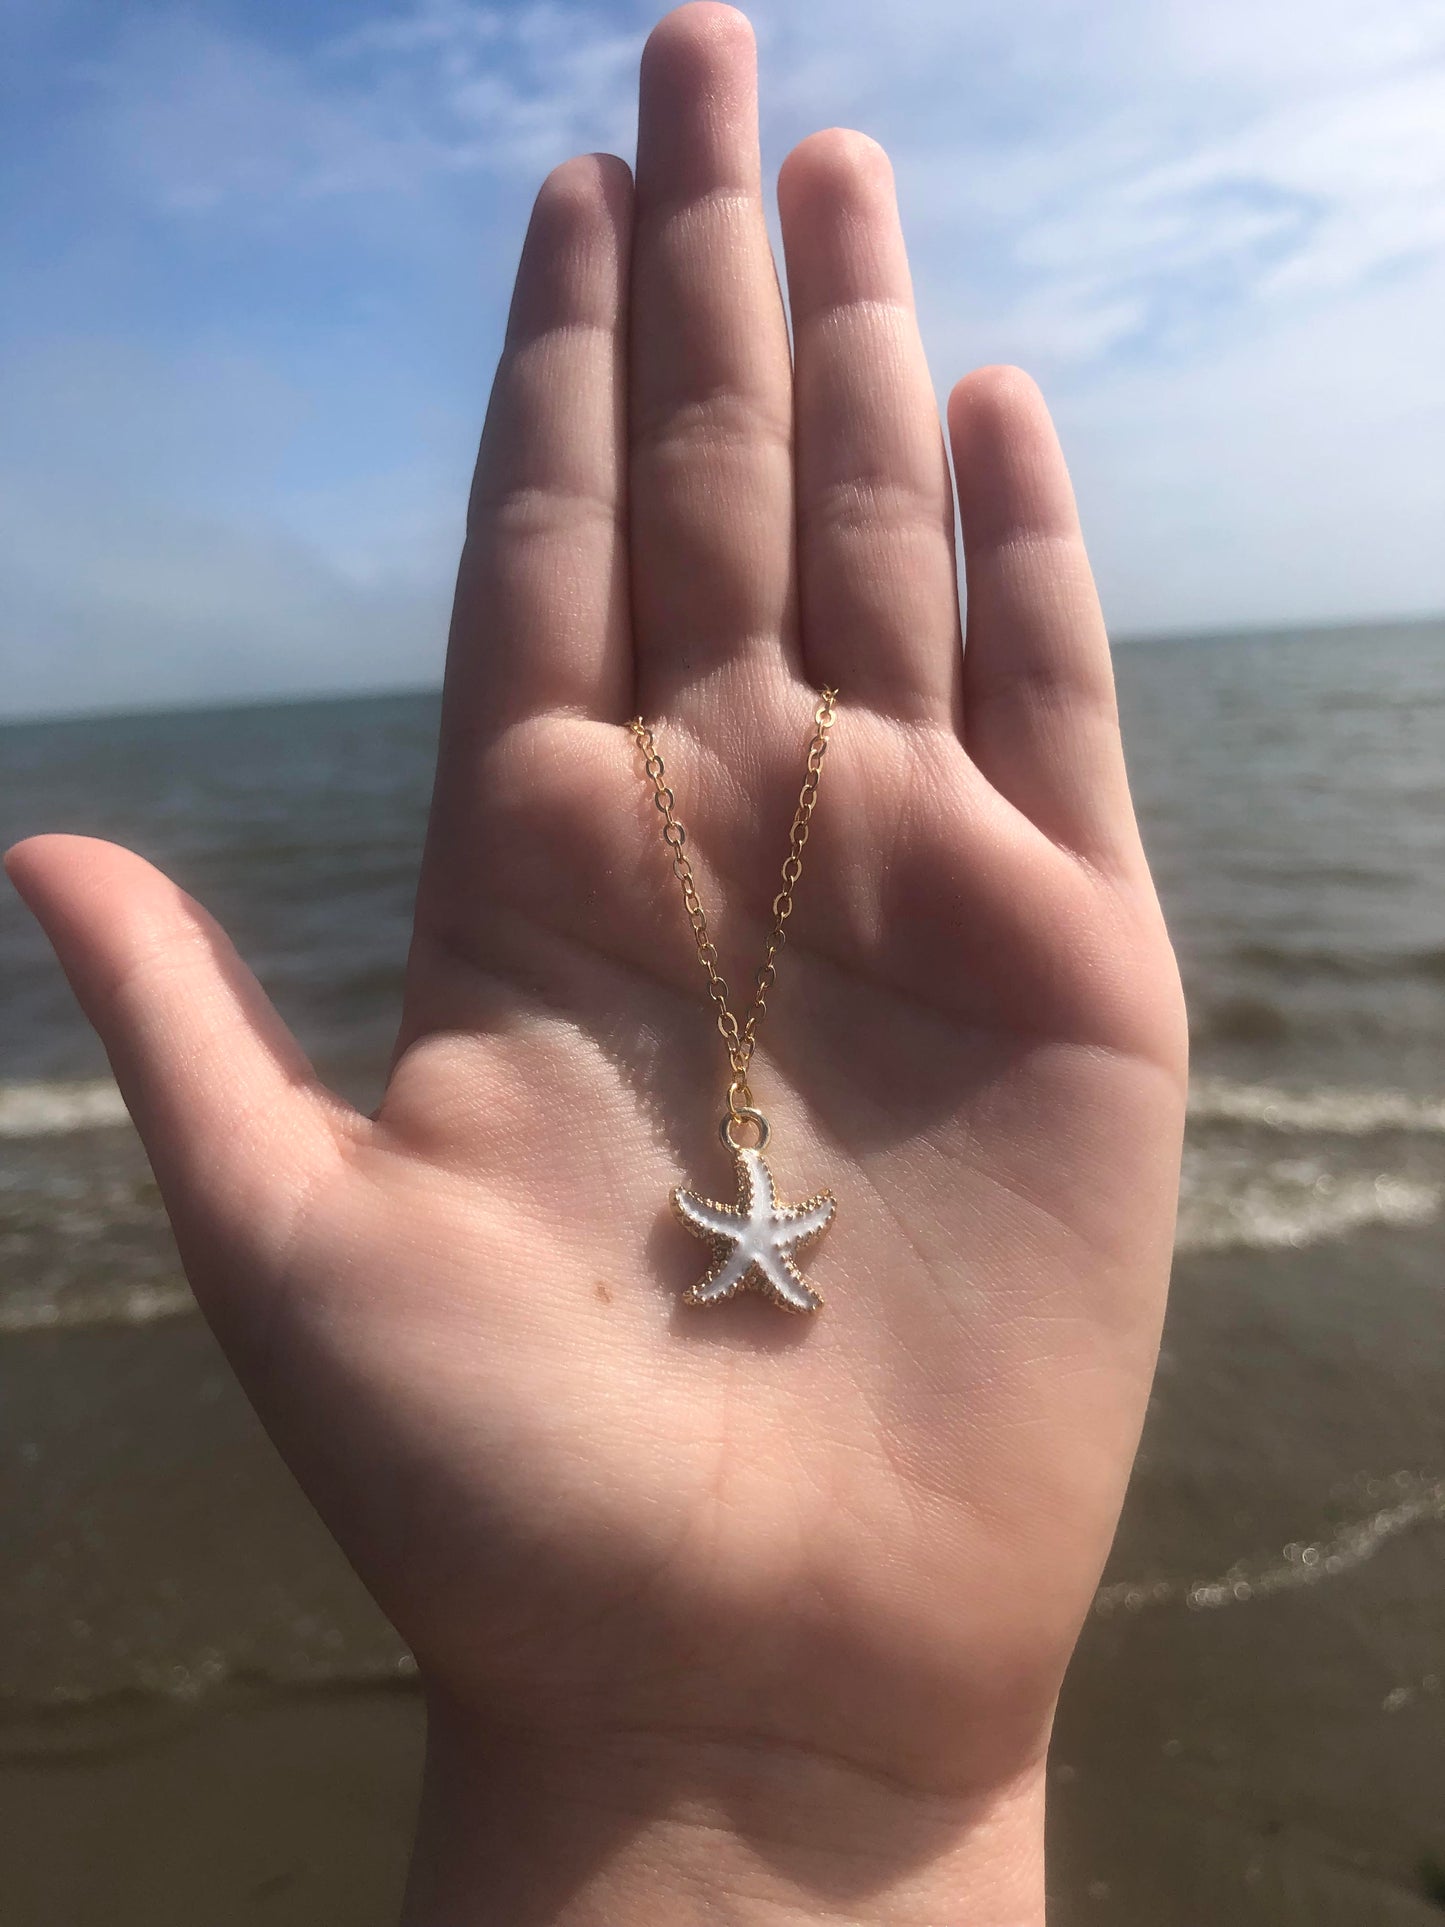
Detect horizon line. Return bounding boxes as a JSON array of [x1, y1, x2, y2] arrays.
[[3, 609, 1442, 730]]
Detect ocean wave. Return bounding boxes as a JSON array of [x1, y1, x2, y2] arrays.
[[1188, 1077, 1445, 1135], [1094, 1471, 1444, 1617], [1235, 940, 1445, 983], [0, 1648, 419, 1729], [9, 1072, 1445, 1144], [1, 1077, 1441, 1338], [1174, 1160, 1440, 1255], [0, 1282, 197, 1335], [7, 1164, 1435, 1337], [0, 1080, 131, 1137]]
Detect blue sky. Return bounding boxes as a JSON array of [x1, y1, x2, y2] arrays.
[[3, 0, 1443, 717]]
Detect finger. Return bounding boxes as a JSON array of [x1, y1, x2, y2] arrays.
[[779, 130, 961, 725], [949, 367, 1139, 866], [629, 3, 797, 714], [4, 836, 353, 1334], [442, 150, 633, 752]]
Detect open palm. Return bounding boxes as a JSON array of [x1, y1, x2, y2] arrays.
[[9, 5, 1185, 1914]]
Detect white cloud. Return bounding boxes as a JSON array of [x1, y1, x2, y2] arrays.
[[750, 0, 1445, 373], [95, 0, 1445, 375], [93, 4, 643, 212], [751, 0, 1445, 630], [4, 0, 1441, 715]]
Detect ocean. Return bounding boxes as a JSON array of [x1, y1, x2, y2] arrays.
[[2, 620, 1443, 1923]]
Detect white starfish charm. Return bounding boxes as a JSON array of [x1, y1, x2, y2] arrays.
[[673, 1147, 836, 1313]]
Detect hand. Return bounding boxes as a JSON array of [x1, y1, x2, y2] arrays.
[[7, 7, 1186, 1922]]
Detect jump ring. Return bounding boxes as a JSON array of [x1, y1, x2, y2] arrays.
[[720, 1105, 770, 1152]]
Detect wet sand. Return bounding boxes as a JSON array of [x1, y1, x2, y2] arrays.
[[0, 1685, 421, 1927], [2, 1219, 1441, 1925]]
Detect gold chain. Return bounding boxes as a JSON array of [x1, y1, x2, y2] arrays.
[[631, 689, 839, 1121]]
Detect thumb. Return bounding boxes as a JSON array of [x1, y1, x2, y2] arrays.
[[5, 834, 357, 1343]]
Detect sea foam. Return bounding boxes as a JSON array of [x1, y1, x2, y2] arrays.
[[6, 1072, 1445, 1141], [0, 1282, 196, 1336], [0, 1080, 130, 1137], [0, 1075, 1440, 1335], [1189, 1077, 1445, 1135], [1094, 1471, 1445, 1618]]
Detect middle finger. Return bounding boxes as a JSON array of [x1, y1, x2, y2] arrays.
[[629, 5, 799, 720]]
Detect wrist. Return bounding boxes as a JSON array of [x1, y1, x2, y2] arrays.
[[402, 1693, 1047, 1927]]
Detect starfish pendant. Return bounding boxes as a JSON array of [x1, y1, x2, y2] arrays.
[[673, 1146, 836, 1313]]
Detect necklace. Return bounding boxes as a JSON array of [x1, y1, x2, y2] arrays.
[[631, 690, 840, 1314]]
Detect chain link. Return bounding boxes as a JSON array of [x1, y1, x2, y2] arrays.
[[630, 689, 838, 1119]]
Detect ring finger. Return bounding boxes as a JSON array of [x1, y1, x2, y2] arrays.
[[779, 129, 962, 727]]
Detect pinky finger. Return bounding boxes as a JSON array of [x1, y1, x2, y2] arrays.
[[949, 366, 1140, 870]]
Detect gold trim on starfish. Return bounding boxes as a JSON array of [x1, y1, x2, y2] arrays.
[[672, 1146, 835, 1313]]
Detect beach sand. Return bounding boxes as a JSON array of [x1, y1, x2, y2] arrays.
[[2, 1209, 1441, 1924], [0, 1685, 421, 1926]]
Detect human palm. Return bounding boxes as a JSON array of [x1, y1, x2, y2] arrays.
[[9, 4, 1185, 1912]]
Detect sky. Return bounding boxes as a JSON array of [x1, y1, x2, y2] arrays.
[[2, 0, 1443, 718]]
